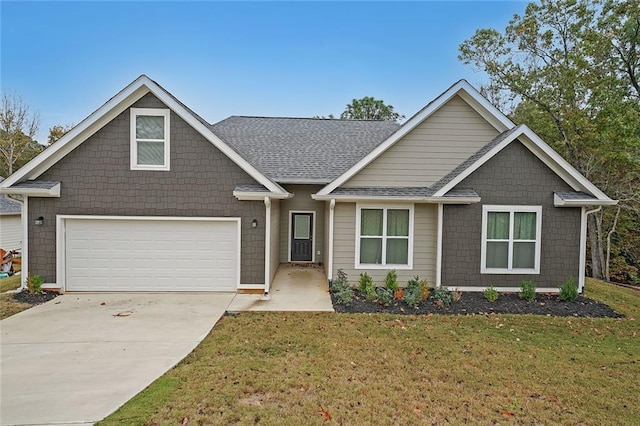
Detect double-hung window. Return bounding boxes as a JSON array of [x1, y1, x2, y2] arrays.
[[130, 108, 170, 171], [356, 205, 413, 268], [481, 205, 542, 274]]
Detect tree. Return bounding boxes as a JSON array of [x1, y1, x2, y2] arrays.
[[0, 92, 43, 177], [340, 96, 404, 122], [459, 0, 640, 282], [48, 124, 74, 145]]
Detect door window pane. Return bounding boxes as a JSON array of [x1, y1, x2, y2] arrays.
[[137, 141, 165, 165], [360, 238, 382, 264], [361, 209, 383, 236], [513, 242, 536, 268], [386, 239, 408, 264], [387, 209, 409, 236], [487, 212, 510, 239], [294, 215, 310, 239], [486, 241, 509, 268], [136, 115, 164, 139]]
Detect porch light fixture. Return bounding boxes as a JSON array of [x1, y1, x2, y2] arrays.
[[251, 219, 258, 228], [35, 216, 44, 226]]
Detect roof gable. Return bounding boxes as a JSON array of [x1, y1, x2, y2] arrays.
[[341, 94, 500, 188], [0, 75, 286, 195], [317, 80, 515, 196], [433, 125, 615, 203]]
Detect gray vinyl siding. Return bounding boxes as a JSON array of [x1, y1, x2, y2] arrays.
[[279, 184, 325, 263], [344, 96, 499, 187], [28, 93, 266, 285], [441, 141, 582, 288], [332, 202, 437, 286], [269, 199, 280, 284]]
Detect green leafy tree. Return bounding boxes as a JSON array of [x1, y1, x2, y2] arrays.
[[340, 96, 404, 122], [0, 92, 43, 177], [459, 0, 640, 281], [48, 123, 74, 145]]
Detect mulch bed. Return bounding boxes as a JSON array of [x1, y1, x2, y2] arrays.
[[11, 290, 59, 305], [332, 289, 623, 318]]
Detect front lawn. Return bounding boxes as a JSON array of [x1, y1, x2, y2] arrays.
[[0, 274, 21, 293], [100, 279, 640, 425]]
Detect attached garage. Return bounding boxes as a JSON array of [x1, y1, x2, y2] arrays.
[[59, 216, 240, 292]]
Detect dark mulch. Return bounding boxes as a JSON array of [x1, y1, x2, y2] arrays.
[[331, 289, 623, 318], [12, 289, 59, 305]]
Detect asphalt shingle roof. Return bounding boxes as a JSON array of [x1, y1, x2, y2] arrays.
[[0, 178, 21, 215], [211, 117, 400, 183], [329, 186, 479, 198], [9, 180, 60, 190], [555, 191, 597, 201]]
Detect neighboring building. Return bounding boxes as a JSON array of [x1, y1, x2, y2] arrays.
[[0, 76, 616, 293], [0, 177, 22, 251]]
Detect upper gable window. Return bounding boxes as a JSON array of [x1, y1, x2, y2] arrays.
[[130, 108, 170, 171]]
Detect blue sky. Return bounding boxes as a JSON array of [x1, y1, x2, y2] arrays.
[[1, 1, 527, 143]]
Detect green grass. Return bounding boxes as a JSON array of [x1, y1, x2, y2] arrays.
[[100, 278, 640, 425], [0, 274, 21, 293], [0, 293, 31, 320]]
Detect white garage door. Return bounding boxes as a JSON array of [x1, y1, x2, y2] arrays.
[[64, 217, 239, 292]]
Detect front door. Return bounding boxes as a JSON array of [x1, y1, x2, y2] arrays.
[[291, 213, 313, 261]]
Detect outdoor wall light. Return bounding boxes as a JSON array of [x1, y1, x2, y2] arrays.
[[35, 216, 44, 226], [251, 219, 258, 228]]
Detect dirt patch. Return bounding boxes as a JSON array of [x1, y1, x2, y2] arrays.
[[332, 289, 623, 318]]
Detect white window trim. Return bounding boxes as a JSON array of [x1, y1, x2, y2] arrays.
[[355, 203, 414, 269], [130, 108, 170, 171], [481, 205, 542, 274]]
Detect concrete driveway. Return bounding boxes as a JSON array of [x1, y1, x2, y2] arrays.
[[0, 292, 235, 426]]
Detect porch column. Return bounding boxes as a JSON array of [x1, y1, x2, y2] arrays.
[[436, 202, 443, 287], [264, 196, 271, 295], [328, 199, 335, 281]]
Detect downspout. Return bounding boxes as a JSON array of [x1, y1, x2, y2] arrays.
[[579, 206, 602, 293], [436, 203, 443, 288], [327, 199, 335, 282], [264, 196, 271, 296]]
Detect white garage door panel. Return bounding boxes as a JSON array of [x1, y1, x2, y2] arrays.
[[65, 218, 239, 292]]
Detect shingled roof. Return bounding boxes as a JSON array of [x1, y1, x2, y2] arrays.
[[0, 178, 21, 215], [211, 117, 400, 183]]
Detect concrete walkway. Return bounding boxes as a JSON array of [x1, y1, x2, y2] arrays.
[[228, 264, 334, 312], [0, 292, 234, 426]]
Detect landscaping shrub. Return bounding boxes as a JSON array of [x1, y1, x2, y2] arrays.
[[331, 269, 353, 306], [403, 276, 430, 307], [559, 276, 578, 302], [483, 286, 499, 302], [359, 272, 377, 301], [433, 286, 452, 308], [376, 287, 393, 306], [27, 274, 44, 294], [384, 269, 399, 292], [393, 288, 404, 300], [518, 280, 537, 302]]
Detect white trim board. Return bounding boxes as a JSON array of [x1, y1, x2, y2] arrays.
[[444, 286, 560, 293]]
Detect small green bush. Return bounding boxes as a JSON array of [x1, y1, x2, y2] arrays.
[[483, 286, 499, 302], [559, 276, 578, 302], [518, 280, 536, 302], [384, 270, 399, 292], [331, 269, 353, 306], [376, 287, 393, 306], [404, 276, 430, 307], [27, 274, 44, 294], [359, 272, 377, 301], [433, 286, 452, 308]]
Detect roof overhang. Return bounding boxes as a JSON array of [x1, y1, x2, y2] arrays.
[[233, 190, 293, 201], [0, 182, 61, 197], [311, 193, 481, 204], [554, 193, 618, 207]]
